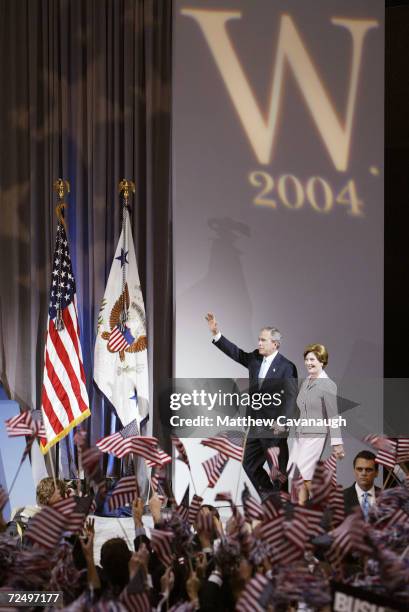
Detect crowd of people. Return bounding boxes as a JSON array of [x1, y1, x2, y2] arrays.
[[0, 319, 407, 609], [0, 447, 409, 612]]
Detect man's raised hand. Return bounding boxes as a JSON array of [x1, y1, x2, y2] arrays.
[[205, 312, 219, 336]]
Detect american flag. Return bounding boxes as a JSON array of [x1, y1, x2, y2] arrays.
[[5, 410, 34, 437], [171, 436, 190, 468], [40, 221, 90, 453], [385, 507, 409, 527], [242, 483, 264, 522], [49, 497, 87, 533], [328, 513, 370, 561], [323, 453, 338, 485], [328, 485, 345, 527], [81, 446, 102, 480], [175, 484, 190, 521], [286, 506, 323, 550], [97, 422, 159, 462], [146, 447, 172, 468], [5, 410, 46, 438], [310, 461, 333, 504], [201, 430, 245, 462], [25, 506, 67, 549], [120, 589, 151, 612], [236, 574, 274, 612], [151, 466, 166, 491], [375, 442, 397, 469], [262, 495, 282, 519], [290, 468, 304, 504], [275, 535, 303, 564], [363, 434, 396, 452], [279, 491, 291, 504], [202, 452, 228, 488], [266, 447, 286, 485], [396, 438, 409, 463], [375, 545, 409, 591], [215, 491, 232, 503], [150, 528, 174, 566], [51, 496, 77, 515], [65, 512, 87, 534], [109, 476, 139, 510], [266, 446, 280, 480], [107, 324, 136, 353], [258, 510, 285, 550], [150, 468, 168, 505], [188, 494, 203, 525]]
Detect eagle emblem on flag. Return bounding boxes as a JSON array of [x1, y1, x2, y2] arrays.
[[94, 206, 150, 429], [100, 283, 147, 361]]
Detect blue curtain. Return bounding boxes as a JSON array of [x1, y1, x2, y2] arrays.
[[0, 0, 173, 479]]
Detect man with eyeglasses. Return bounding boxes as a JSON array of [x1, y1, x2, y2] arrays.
[[343, 450, 380, 518]]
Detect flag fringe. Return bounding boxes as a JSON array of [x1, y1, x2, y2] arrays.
[[40, 409, 91, 455]]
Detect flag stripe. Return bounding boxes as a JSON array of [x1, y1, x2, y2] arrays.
[[43, 365, 74, 430], [108, 327, 129, 352], [41, 383, 64, 435], [44, 331, 77, 416], [50, 315, 88, 414], [55, 308, 88, 408], [44, 349, 74, 424], [63, 304, 87, 387]]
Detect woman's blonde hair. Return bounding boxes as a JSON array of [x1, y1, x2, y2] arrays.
[[303, 343, 328, 368]]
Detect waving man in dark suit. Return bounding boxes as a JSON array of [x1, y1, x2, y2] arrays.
[[205, 313, 297, 500]]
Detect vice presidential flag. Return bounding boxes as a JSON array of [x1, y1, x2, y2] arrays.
[[40, 220, 90, 453], [94, 208, 149, 429]]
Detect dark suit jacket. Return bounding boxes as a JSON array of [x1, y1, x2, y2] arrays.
[[213, 335, 298, 420], [343, 484, 381, 516]]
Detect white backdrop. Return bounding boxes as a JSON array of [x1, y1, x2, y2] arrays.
[[171, 0, 384, 503]]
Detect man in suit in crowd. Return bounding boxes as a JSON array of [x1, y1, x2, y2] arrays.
[[343, 450, 380, 519], [205, 313, 298, 500]]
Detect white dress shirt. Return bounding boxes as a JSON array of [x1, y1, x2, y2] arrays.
[[258, 351, 278, 379], [355, 483, 376, 508]]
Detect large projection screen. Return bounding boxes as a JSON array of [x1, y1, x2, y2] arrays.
[[172, 0, 384, 501]]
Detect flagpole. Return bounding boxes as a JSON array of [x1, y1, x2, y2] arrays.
[[146, 474, 152, 504], [400, 544, 409, 560], [131, 454, 140, 498], [77, 445, 84, 495], [189, 470, 198, 496], [53, 178, 70, 331], [199, 484, 209, 498], [118, 179, 135, 332], [115, 516, 133, 549], [118, 179, 148, 504], [383, 467, 400, 489], [48, 448, 58, 492], [234, 426, 250, 505], [7, 438, 34, 497], [45, 180, 71, 488]]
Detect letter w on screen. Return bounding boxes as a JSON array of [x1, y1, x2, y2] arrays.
[[181, 10, 378, 171]]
